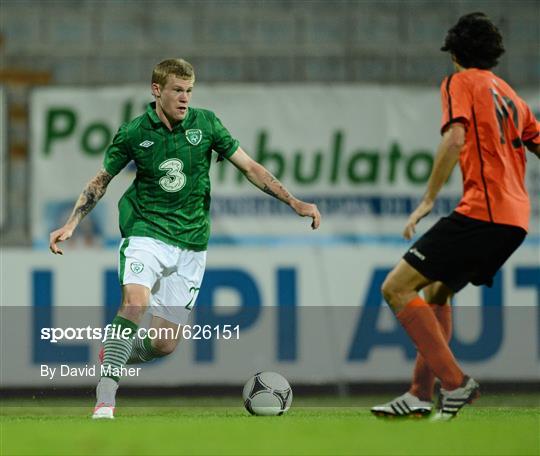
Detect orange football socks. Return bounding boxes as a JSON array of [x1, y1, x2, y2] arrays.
[[409, 303, 452, 400], [397, 297, 463, 391]]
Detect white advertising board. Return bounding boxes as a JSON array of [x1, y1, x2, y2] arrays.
[[1, 246, 538, 386]]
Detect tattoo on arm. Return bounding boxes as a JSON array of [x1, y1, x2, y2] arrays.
[[261, 172, 291, 202], [262, 185, 279, 199], [68, 169, 113, 225]]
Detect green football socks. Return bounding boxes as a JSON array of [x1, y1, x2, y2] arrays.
[[101, 315, 138, 382], [127, 333, 166, 364]]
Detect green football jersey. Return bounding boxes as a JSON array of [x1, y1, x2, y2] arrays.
[[103, 102, 239, 251]]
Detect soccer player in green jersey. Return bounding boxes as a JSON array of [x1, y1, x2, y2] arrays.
[[49, 58, 321, 419]]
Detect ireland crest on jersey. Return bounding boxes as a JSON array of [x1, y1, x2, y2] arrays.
[[185, 129, 202, 146], [130, 262, 144, 274]]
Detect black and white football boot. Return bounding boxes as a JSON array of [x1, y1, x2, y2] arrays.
[[431, 376, 480, 421], [371, 392, 433, 418]]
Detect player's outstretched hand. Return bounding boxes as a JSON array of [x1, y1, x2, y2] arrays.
[[49, 225, 75, 255], [403, 199, 434, 240], [290, 199, 321, 230]]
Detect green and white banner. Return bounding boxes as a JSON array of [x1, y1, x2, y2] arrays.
[[30, 85, 540, 247], [0, 86, 6, 229]]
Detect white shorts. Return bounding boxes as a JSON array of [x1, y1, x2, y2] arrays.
[[118, 236, 207, 325]]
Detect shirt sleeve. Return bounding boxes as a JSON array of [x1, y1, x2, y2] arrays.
[[211, 113, 240, 161], [440, 74, 473, 135], [103, 123, 131, 176], [520, 101, 540, 146]]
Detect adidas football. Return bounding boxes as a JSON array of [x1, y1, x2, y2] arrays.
[[242, 371, 293, 416]]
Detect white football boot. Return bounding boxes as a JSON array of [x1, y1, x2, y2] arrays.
[[371, 392, 433, 418], [431, 376, 480, 421], [92, 403, 115, 419]]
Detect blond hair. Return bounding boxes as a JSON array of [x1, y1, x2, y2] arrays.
[[152, 58, 195, 86]]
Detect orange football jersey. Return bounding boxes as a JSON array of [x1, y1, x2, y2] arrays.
[[440, 69, 540, 231]]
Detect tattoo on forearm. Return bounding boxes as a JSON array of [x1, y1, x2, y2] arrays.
[[69, 170, 113, 224], [262, 172, 291, 202], [262, 185, 279, 199], [77, 189, 98, 218]]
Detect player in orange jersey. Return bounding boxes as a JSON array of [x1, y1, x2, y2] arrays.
[[371, 12, 540, 420]]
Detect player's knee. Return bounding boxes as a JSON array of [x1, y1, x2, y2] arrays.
[[120, 295, 148, 321], [381, 276, 409, 313], [152, 338, 178, 356], [381, 276, 398, 304], [122, 287, 148, 309], [119, 306, 146, 323]]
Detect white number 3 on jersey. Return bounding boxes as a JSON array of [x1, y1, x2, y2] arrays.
[[159, 158, 186, 192]]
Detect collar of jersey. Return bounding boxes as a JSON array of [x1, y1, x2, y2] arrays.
[[146, 102, 191, 131]]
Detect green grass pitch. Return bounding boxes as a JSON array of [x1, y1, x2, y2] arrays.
[[1, 395, 538, 455]]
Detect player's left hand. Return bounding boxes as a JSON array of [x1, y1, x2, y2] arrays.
[[49, 225, 75, 255], [403, 199, 434, 240], [290, 199, 321, 230]]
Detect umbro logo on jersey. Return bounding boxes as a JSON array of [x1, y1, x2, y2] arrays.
[[185, 129, 202, 146], [139, 140, 154, 148]]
